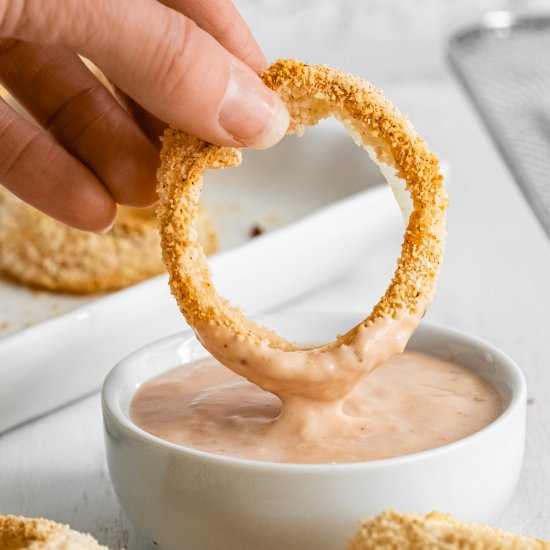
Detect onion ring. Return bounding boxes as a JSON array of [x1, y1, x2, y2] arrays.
[[0, 188, 217, 293], [157, 59, 447, 400], [0, 515, 109, 549], [348, 510, 547, 549]]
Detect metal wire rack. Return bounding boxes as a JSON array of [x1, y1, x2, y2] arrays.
[[448, 12, 550, 237]]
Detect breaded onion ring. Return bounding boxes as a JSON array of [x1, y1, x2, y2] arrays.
[[348, 510, 549, 550], [157, 59, 447, 399], [0, 187, 217, 294], [0, 514, 110, 549]]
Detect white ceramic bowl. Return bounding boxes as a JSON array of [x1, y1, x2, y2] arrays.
[[102, 312, 526, 550]]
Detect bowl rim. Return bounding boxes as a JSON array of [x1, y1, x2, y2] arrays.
[[102, 312, 526, 472]]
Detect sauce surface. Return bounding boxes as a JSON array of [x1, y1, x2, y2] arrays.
[[130, 351, 501, 464]]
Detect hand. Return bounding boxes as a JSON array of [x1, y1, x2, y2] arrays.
[[0, 0, 288, 232]]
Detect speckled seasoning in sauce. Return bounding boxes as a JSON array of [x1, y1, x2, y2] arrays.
[[130, 351, 501, 464]]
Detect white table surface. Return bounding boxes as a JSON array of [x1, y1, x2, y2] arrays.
[[2, 4, 550, 547]]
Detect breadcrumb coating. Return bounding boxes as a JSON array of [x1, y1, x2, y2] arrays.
[[348, 510, 550, 550], [157, 59, 447, 349], [0, 515, 111, 549], [0, 187, 217, 294]]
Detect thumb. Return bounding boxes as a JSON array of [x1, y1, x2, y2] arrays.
[[1, 0, 289, 149]]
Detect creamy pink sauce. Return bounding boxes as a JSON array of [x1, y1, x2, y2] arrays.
[[191, 315, 422, 402], [130, 351, 501, 464]]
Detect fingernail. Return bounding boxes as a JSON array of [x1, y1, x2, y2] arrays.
[[95, 219, 115, 235], [219, 65, 289, 149]]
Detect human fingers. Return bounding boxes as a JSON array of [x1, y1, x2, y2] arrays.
[[112, 90, 168, 149], [0, 0, 288, 149], [160, 0, 268, 72], [115, 0, 268, 150], [0, 97, 116, 232], [0, 40, 159, 207]]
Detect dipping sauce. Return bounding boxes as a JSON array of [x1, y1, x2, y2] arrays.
[[130, 351, 501, 464]]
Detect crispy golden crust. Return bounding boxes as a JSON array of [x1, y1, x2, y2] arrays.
[[157, 59, 447, 350], [348, 510, 550, 550], [0, 515, 110, 549], [0, 187, 217, 294]]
